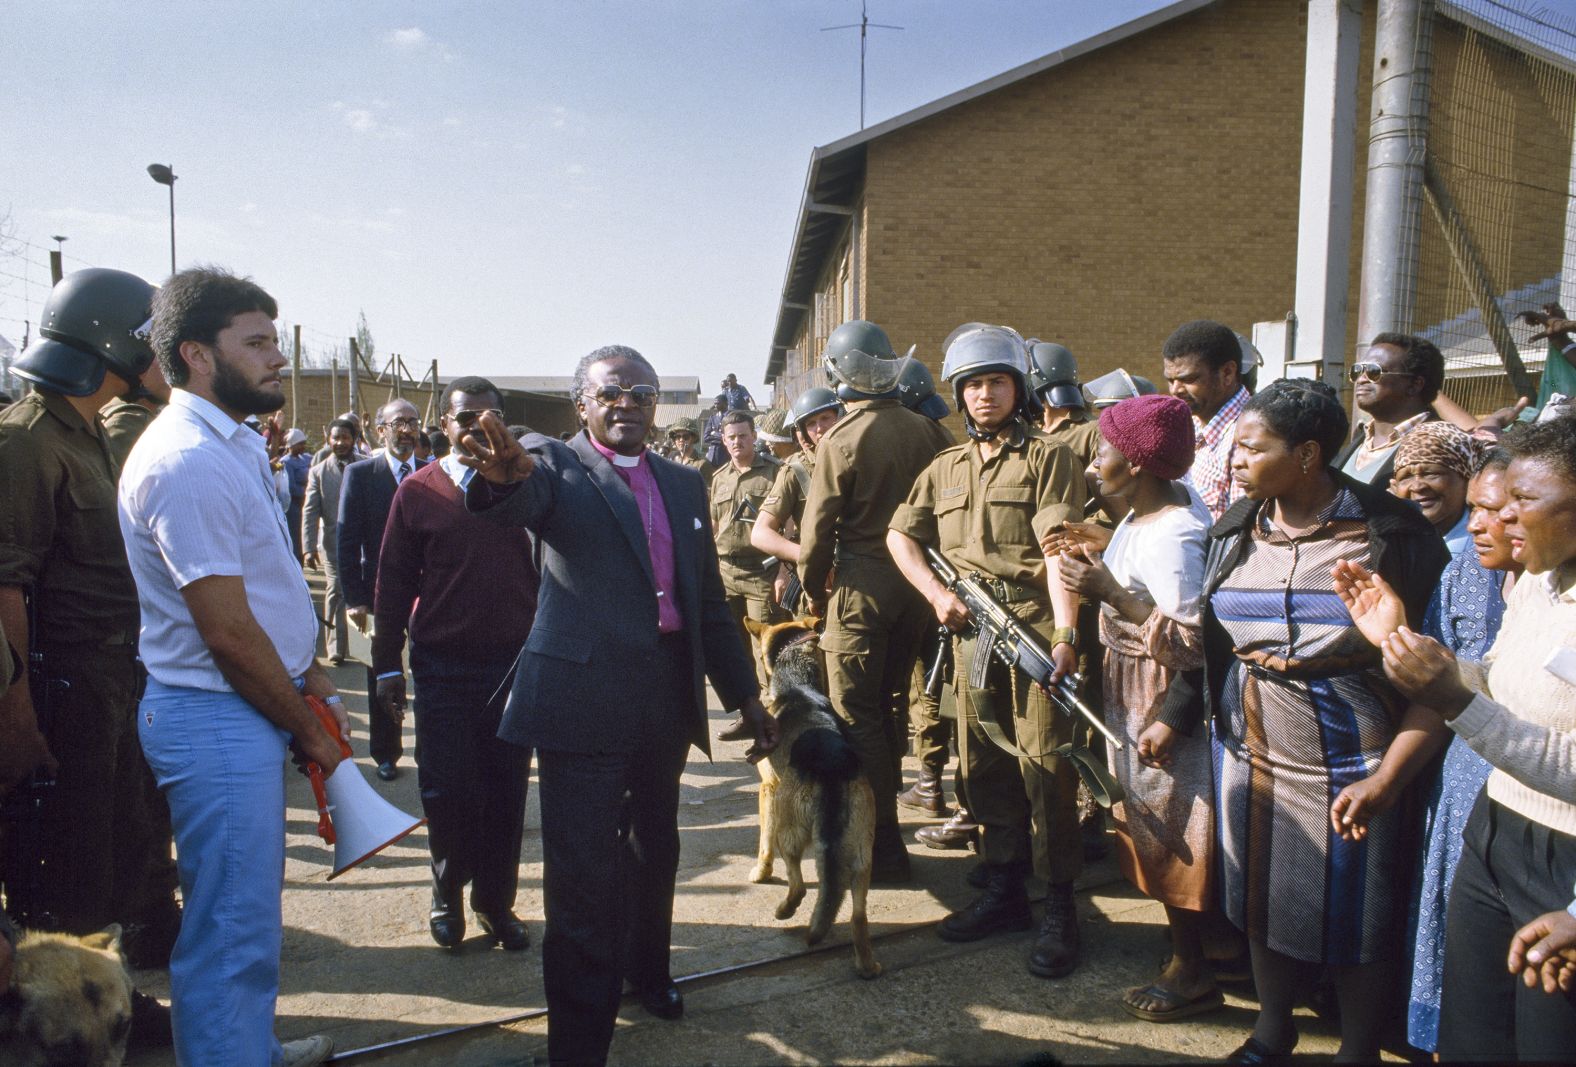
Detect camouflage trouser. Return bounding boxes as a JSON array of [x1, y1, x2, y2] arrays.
[[953, 604, 1082, 885], [820, 557, 931, 831]]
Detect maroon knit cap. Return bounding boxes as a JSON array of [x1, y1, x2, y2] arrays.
[[1097, 394, 1195, 480]]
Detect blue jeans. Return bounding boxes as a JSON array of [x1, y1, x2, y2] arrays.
[[138, 678, 292, 1067]]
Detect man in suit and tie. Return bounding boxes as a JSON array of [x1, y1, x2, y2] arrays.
[[302, 418, 358, 665], [461, 346, 777, 1067], [336, 397, 423, 780]]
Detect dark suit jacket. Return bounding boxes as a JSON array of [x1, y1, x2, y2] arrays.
[[466, 431, 758, 756], [336, 453, 426, 610]]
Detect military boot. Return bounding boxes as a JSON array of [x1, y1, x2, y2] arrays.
[[1027, 881, 1081, 978], [915, 807, 978, 850], [870, 822, 912, 885], [896, 766, 950, 816], [936, 868, 1032, 942]]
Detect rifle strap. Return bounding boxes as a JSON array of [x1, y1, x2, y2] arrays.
[[969, 682, 1126, 809]]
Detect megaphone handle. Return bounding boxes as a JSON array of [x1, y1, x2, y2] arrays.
[[306, 763, 336, 844], [305, 695, 353, 759]]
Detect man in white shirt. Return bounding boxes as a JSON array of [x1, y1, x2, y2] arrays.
[[118, 267, 346, 1067]]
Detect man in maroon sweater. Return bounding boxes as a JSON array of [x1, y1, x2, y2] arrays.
[[372, 376, 538, 951]]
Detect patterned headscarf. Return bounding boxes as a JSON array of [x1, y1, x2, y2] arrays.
[[1393, 420, 1482, 481]]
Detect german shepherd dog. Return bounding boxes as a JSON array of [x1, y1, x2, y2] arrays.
[[0, 924, 133, 1067], [743, 617, 880, 979]]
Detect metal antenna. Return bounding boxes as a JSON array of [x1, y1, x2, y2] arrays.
[[822, 0, 903, 129]]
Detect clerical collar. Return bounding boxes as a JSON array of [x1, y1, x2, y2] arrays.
[[588, 435, 645, 468]]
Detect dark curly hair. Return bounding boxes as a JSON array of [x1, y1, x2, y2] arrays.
[[1369, 332, 1445, 403], [1162, 319, 1240, 373], [1241, 378, 1350, 466], [149, 266, 278, 387], [1500, 414, 1576, 484]]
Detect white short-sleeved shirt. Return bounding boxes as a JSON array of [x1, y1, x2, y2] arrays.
[[118, 389, 318, 690], [1103, 483, 1213, 626]]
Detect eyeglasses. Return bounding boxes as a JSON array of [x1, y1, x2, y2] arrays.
[[380, 417, 421, 431], [450, 408, 504, 429], [583, 384, 658, 408], [1348, 362, 1412, 383]]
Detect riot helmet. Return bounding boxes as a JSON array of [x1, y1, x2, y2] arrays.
[[941, 323, 1030, 440], [787, 386, 843, 430], [1083, 368, 1159, 410], [823, 319, 909, 399], [1026, 340, 1084, 410], [13, 268, 157, 397], [894, 358, 949, 421]]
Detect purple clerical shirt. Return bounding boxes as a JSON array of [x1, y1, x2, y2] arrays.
[[589, 438, 682, 633]]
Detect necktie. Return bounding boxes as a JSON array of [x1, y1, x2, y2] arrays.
[[398, 461, 411, 483]]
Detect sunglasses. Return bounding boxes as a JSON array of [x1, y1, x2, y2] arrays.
[[450, 408, 504, 429], [1348, 362, 1413, 383], [583, 384, 659, 408]]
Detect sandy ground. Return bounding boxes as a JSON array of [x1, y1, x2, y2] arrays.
[[125, 575, 1397, 1065]]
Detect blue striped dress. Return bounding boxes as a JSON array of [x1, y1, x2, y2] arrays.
[[1212, 488, 1410, 965]]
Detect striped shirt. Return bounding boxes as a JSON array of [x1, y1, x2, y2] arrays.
[[1187, 386, 1249, 520], [117, 389, 318, 691]]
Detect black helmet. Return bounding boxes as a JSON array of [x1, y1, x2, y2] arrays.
[[1083, 368, 1159, 410], [894, 358, 949, 420], [13, 268, 156, 397], [1026, 341, 1083, 410], [941, 323, 1030, 438], [823, 319, 909, 398], [787, 386, 843, 431]]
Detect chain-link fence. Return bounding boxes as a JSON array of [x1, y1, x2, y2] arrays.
[[1419, 0, 1576, 414]]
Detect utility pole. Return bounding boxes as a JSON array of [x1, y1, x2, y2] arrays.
[[330, 355, 339, 414], [822, 0, 902, 129], [49, 235, 67, 286], [348, 337, 361, 425], [291, 324, 302, 428]]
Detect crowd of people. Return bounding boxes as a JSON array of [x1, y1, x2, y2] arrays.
[[0, 261, 1574, 1067]]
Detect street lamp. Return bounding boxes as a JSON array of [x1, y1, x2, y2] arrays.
[[146, 163, 177, 276]]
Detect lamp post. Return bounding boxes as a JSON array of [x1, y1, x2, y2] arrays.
[[146, 164, 177, 276], [48, 235, 67, 285]]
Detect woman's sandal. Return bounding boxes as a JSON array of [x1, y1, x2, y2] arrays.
[[1120, 982, 1225, 1022]]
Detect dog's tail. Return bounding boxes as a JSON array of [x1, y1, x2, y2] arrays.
[[789, 726, 862, 944]]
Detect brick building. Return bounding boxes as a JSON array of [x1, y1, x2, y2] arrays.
[[764, 0, 1576, 419]]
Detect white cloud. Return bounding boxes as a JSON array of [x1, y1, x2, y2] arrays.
[[442, 116, 462, 127], [383, 26, 455, 61], [239, 202, 258, 214], [565, 163, 587, 176], [344, 109, 377, 133], [335, 103, 411, 140]]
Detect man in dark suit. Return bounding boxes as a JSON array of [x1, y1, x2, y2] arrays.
[[336, 397, 424, 779], [462, 345, 776, 1067]]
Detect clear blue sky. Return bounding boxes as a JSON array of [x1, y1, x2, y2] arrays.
[[3, 1, 1571, 404], [0, 1, 1174, 402]]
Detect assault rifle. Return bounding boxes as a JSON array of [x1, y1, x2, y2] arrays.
[[778, 565, 804, 614], [925, 547, 1122, 753]]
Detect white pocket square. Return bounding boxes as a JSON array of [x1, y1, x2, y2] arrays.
[[693, 517, 703, 529]]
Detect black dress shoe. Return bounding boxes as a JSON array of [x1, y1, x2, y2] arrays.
[[637, 981, 684, 1020], [376, 761, 399, 781], [714, 716, 750, 742], [429, 911, 465, 947], [476, 910, 531, 951]]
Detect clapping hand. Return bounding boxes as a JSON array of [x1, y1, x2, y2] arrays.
[[1332, 560, 1407, 648], [1040, 520, 1111, 558], [1058, 545, 1116, 600], [457, 411, 536, 485], [1508, 910, 1576, 994], [1380, 628, 1475, 718]]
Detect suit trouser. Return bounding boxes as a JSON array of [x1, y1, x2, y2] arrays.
[[1438, 793, 1576, 1061], [409, 644, 530, 913], [138, 678, 290, 1067], [954, 612, 1082, 885], [821, 556, 931, 831], [536, 631, 692, 1066], [0, 644, 152, 934], [320, 550, 349, 662]]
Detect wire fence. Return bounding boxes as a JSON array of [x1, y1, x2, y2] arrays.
[[1420, 0, 1576, 414]]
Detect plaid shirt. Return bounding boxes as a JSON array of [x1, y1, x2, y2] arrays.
[[1187, 386, 1249, 520]]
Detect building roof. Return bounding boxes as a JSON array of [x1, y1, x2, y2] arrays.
[[762, 0, 1571, 383], [764, 0, 1216, 382]]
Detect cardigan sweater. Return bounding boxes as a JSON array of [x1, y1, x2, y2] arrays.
[[1450, 562, 1576, 836]]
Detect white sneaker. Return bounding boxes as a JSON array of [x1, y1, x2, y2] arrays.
[[281, 1034, 335, 1067]]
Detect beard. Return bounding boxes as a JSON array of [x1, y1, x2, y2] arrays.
[[212, 354, 285, 415]]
